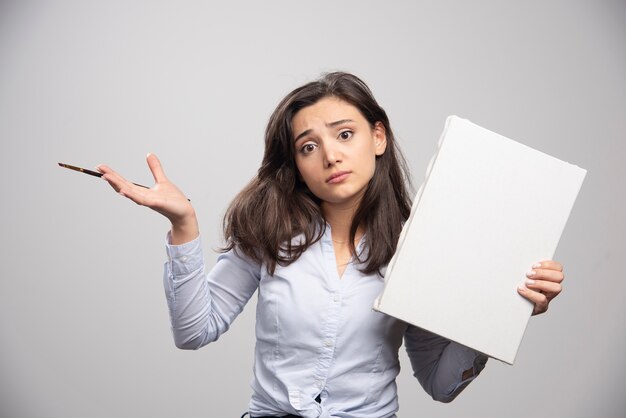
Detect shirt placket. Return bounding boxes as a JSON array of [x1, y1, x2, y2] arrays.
[[310, 237, 342, 395]]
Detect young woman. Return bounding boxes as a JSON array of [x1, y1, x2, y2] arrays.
[[97, 72, 564, 418]]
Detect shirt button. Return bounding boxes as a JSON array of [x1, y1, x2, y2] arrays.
[[181, 256, 188, 262], [333, 294, 339, 302], [324, 339, 333, 347], [315, 380, 323, 388]]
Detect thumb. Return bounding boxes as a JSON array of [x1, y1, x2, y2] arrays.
[[146, 153, 168, 183]]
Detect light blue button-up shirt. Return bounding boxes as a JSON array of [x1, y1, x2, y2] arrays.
[[163, 226, 487, 418]]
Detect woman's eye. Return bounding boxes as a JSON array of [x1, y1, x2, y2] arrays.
[[339, 130, 353, 140], [301, 143, 317, 154]]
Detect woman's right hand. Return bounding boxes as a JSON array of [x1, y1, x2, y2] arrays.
[[97, 153, 199, 244]]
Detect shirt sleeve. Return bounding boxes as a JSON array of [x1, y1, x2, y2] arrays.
[[162, 231, 260, 350], [404, 325, 488, 403]]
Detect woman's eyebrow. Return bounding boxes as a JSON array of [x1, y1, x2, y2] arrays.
[[328, 118, 355, 128], [294, 119, 355, 142]]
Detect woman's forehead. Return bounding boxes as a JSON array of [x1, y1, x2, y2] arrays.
[[292, 97, 365, 137]]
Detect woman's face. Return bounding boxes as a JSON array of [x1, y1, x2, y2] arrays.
[[292, 96, 387, 211]]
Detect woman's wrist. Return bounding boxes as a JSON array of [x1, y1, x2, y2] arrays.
[[170, 212, 199, 245]]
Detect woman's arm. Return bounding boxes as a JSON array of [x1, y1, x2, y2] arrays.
[[404, 325, 488, 403], [164, 233, 260, 349], [97, 153, 259, 348], [406, 260, 565, 402]]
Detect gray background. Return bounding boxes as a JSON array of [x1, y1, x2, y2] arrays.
[[0, 0, 624, 417]]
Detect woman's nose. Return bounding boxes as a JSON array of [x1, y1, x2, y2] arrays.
[[322, 140, 342, 166]]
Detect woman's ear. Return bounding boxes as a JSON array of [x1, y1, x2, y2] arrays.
[[373, 121, 387, 156]]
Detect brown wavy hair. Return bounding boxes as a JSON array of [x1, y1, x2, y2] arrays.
[[222, 72, 413, 275]]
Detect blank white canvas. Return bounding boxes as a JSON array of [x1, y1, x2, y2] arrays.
[[374, 116, 587, 364]]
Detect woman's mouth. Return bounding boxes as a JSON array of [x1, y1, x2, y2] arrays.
[[326, 171, 351, 184]]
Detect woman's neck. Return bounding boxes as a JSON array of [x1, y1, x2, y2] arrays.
[[322, 201, 363, 244]]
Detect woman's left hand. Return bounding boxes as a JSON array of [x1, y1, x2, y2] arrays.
[[517, 260, 564, 315]]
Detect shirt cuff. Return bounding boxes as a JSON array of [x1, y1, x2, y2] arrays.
[[454, 343, 488, 379], [444, 343, 489, 398], [165, 230, 204, 275]]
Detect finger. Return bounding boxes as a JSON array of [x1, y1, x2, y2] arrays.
[[146, 153, 168, 184], [533, 260, 563, 272], [95, 164, 127, 192], [524, 279, 562, 299], [99, 169, 125, 192], [114, 178, 170, 210], [526, 268, 564, 283], [517, 286, 549, 315], [95, 164, 114, 175], [117, 183, 154, 206], [100, 167, 137, 195]]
